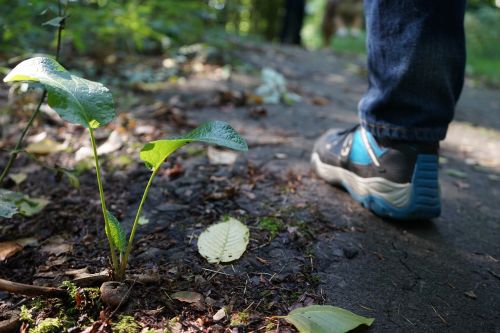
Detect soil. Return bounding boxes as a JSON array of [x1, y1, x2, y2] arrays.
[[0, 43, 499, 332]]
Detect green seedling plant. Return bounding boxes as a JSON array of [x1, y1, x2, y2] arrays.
[[4, 57, 248, 280]]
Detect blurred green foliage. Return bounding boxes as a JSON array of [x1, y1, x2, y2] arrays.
[[0, 0, 216, 58], [0, 0, 288, 59], [302, 0, 500, 86], [465, 6, 500, 84], [1, 0, 498, 85]]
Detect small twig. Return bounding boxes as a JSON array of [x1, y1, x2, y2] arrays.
[[0, 278, 67, 298], [359, 304, 374, 311], [202, 267, 232, 278], [243, 301, 255, 312], [431, 305, 448, 325], [401, 313, 414, 326]]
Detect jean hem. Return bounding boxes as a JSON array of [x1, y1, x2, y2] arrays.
[[360, 119, 447, 142]]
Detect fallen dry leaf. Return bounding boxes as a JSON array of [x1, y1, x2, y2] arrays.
[[0, 237, 38, 261], [213, 307, 226, 322], [311, 96, 330, 106], [26, 139, 67, 155], [207, 146, 238, 165], [464, 290, 477, 299], [41, 235, 72, 256], [97, 130, 124, 155], [171, 291, 205, 310], [0, 242, 22, 261]]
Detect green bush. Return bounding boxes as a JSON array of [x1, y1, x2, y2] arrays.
[[465, 6, 500, 84], [0, 0, 216, 58]]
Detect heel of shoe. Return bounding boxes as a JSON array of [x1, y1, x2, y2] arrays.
[[368, 154, 441, 220], [411, 154, 441, 217]]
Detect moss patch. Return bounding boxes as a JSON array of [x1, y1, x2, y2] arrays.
[[113, 315, 140, 333], [230, 311, 250, 327], [258, 217, 284, 239], [30, 318, 63, 333]]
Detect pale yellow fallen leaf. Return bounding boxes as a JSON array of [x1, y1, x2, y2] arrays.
[[26, 139, 67, 155], [9, 173, 27, 185], [207, 146, 238, 165]]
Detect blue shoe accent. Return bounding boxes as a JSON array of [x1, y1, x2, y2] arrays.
[[349, 130, 386, 165], [343, 155, 441, 220]]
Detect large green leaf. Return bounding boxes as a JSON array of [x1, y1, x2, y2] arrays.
[[140, 121, 247, 170], [106, 211, 127, 253], [281, 305, 374, 333], [3, 57, 115, 128]]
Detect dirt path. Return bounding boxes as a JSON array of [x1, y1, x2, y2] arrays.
[[173, 44, 500, 332], [1, 44, 499, 332]]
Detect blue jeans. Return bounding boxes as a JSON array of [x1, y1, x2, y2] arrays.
[[359, 0, 466, 142]]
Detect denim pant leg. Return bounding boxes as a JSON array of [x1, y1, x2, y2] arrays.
[[359, 0, 466, 142]]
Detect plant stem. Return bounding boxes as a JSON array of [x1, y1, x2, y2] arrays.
[[0, 0, 66, 184], [0, 90, 47, 183], [89, 127, 119, 274], [56, 0, 65, 61], [118, 168, 159, 278]]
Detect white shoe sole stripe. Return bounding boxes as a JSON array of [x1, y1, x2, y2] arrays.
[[311, 153, 412, 208]]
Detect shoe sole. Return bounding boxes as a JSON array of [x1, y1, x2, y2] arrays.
[[311, 153, 441, 220]]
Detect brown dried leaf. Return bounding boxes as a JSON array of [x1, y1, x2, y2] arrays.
[[171, 291, 206, 310], [0, 241, 22, 261], [311, 96, 330, 106], [0, 237, 38, 261], [41, 235, 72, 256]]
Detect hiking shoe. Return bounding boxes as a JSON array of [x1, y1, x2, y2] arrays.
[[311, 125, 441, 220]]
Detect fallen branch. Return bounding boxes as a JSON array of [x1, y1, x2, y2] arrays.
[[0, 278, 67, 298]]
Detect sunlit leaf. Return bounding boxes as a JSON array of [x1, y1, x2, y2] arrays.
[[4, 57, 115, 129], [140, 121, 247, 170], [9, 172, 27, 185], [445, 168, 467, 179], [106, 211, 127, 253], [281, 305, 374, 333], [138, 216, 150, 225], [197, 217, 249, 264], [18, 197, 49, 217], [42, 16, 65, 27], [26, 139, 67, 154]]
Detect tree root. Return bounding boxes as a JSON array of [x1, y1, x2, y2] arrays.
[[0, 278, 67, 298]]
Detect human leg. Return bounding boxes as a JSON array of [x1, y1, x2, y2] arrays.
[[312, 0, 466, 220]]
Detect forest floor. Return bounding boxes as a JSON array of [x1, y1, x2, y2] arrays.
[[0, 42, 499, 332]]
